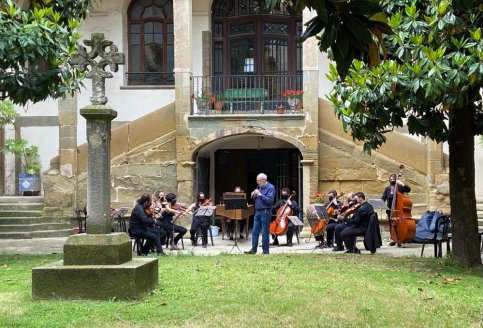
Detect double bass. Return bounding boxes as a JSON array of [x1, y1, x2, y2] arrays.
[[389, 165, 416, 244], [270, 191, 296, 236]]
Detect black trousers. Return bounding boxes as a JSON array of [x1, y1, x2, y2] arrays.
[[163, 223, 187, 245], [130, 226, 163, 255], [340, 226, 367, 251], [190, 216, 210, 245], [326, 222, 344, 246]]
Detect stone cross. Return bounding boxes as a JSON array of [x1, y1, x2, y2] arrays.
[[70, 33, 125, 105], [70, 33, 124, 234]]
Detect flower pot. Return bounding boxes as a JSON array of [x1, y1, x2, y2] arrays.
[[287, 98, 300, 113], [18, 173, 41, 196], [276, 105, 284, 114], [214, 100, 223, 112]]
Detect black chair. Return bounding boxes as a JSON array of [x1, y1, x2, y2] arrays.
[[165, 229, 185, 250], [112, 207, 129, 232], [75, 209, 87, 233], [420, 215, 451, 258], [117, 210, 144, 256]]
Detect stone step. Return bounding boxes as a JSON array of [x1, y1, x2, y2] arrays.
[[0, 210, 42, 218], [0, 196, 44, 204], [0, 222, 72, 233], [0, 203, 44, 211], [0, 229, 73, 239], [0, 217, 36, 225]]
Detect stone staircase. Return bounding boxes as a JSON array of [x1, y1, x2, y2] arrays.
[[0, 196, 72, 239]]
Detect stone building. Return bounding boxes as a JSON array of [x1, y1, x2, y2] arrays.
[[4, 0, 473, 234]]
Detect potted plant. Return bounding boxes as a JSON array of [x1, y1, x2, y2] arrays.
[[214, 94, 224, 112], [192, 88, 215, 114], [0, 100, 42, 195], [282, 89, 304, 112]]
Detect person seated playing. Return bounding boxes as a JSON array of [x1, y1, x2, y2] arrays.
[[271, 187, 300, 247], [161, 193, 188, 250], [128, 193, 166, 256], [189, 192, 212, 248], [315, 189, 343, 248]]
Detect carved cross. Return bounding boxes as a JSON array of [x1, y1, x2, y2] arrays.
[[70, 33, 125, 105]]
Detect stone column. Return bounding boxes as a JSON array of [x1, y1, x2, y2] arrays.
[[174, 0, 193, 201], [300, 159, 316, 236], [426, 139, 449, 212], [58, 94, 78, 178], [80, 106, 116, 234]]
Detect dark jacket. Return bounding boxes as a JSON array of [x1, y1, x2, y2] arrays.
[[413, 211, 444, 243], [363, 213, 382, 253], [344, 202, 374, 230], [381, 184, 411, 209], [129, 203, 154, 233], [272, 199, 300, 217]]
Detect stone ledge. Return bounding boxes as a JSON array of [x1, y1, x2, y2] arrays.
[[32, 258, 158, 300]]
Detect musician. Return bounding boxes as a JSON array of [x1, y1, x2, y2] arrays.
[[128, 193, 166, 256], [315, 189, 343, 248], [189, 192, 212, 248], [327, 192, 355, 251], [244, 173, 275, 255], [337, 192, 375, 253], [271, 188, 300, 247], [381, 174, 411, 246], [161, 193, 188, 251]]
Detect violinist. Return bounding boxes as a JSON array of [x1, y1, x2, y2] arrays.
[[338, 192, 374, 253], [326, 192, 355, 251], [161, 193, 188, 251], [128, 193, 166, 256], [381, 174, 411, 246], [271, 188, 300, 247], [189, 192, 212, 248], [315, 189, 343, 248]]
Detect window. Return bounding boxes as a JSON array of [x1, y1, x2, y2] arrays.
[[127, 0, 174, 85]]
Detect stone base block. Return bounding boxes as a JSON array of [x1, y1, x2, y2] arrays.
[[32, 258, 158, 300], [64, 233, 132, 265]]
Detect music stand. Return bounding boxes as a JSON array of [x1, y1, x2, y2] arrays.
[[223, 199, 248, 253], [193, 206, 217, 217]]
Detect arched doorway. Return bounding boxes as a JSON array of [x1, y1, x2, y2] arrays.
[[194, 134, 303, 208]]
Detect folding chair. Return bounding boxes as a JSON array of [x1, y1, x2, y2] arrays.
[[420, 215, 451, 258]]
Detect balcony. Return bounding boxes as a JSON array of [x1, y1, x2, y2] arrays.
[[191, 75, 303, 115]]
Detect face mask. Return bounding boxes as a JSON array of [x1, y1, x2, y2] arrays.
[[328, 196, 334, 201], [281, 194, 289, 200], [390, 181, 396, 186]]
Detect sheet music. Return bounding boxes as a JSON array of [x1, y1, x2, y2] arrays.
[[194, 206, 217, 216]]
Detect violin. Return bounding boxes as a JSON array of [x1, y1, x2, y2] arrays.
[[200, 198, 212, 206], [270, 191, 296, 236]]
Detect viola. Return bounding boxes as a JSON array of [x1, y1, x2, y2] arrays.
[[388, 165, 416, 244], [270, 191, 296, 236]]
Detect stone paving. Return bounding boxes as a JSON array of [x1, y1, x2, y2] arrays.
[[0, 231, 446, 258]]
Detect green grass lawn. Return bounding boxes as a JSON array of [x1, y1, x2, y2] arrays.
[[0, 253, 482, 328]]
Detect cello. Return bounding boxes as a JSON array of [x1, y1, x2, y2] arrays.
[[388, 165, 416, 244], [270, 191, 296, 236]]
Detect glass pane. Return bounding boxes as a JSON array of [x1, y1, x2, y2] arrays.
[[264, 22, 289, 35], [154, 33, 163, 44], [154, 22, 162, 33], [130, 2, 143, 20], [214, 23, 223, 38], [230, 39, 255, 75], [264, 38, 288, 74], [130, 45, 141, 71], [167, 23, 173, 33], [229, 23, 255, 36], [145, 33, 153, 44], [144, 22, 153, 33], [144, 43, 163, 72], [213, 42, 223, 75], [143, 5, 154, 18], [167, 45, 174, 72], [131, 33, 140, 45], [130, 23, 140, 33], [164, 1, 173, 18]]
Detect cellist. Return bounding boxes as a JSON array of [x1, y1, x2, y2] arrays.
[[271, 188, 300, 247], [381, 173, 411, 246], [314, 189, 343, 248], [188, 192, 212, 248]]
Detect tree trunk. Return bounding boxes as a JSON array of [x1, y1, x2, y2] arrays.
[[448, 103, 481, 267]]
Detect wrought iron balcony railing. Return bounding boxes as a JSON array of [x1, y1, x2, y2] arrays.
[[191, 75, 303, 115]]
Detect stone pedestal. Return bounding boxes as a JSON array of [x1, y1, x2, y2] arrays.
[[32, 233, 158, 300]]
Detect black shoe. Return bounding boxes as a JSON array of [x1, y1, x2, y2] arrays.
[[190, 238, 197, 246], [396, 243, 402, 247], [202, 244, 207, 248], [157, 251, 167, 256], [229, 235, 234, 240], [239, 235, 244, 239], [244, 249, 256, 254], [287, 241, 293, 247], [389, 241, 396, 246], [333, 246, 344, 252], [262, 252, 269, 254], [271, 240, 279, 246]]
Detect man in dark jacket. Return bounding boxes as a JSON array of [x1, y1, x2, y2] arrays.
[[339, 192, 374, 253], [129, 193, 166, 256]]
